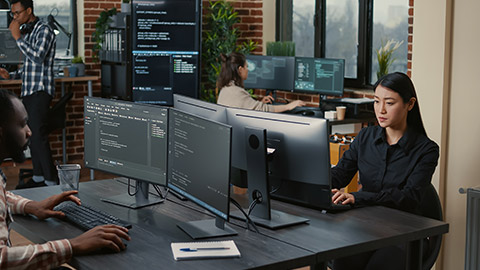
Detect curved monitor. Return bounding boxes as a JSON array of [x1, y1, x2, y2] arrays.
[[173, 94, 227, 123], [294, 57, 345, 96], [243, 55, 295, 91]]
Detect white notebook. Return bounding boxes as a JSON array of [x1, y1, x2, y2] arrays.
[[171, 240, 241, 260]]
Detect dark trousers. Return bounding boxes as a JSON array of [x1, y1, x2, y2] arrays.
[[22, 91, 57, 182], [333, 245, 406, 270]]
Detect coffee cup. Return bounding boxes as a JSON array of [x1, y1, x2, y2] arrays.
[[336, 106, 347, 120]]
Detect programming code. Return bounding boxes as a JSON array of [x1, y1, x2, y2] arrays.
[[84, 97, 168, 185], [167, 110, 231, 219]]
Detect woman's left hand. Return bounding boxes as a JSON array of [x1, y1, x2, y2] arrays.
[[331, 189, 355, 205]]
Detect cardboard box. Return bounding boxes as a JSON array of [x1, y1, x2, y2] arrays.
[[330, 142, 359, 193]]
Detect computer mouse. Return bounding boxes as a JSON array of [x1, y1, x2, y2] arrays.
[[301, 110, 315, 116]]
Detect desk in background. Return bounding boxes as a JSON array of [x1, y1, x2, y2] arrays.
[[0, 76, 99, 164]]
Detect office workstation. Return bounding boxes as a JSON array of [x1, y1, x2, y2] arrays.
[[1, 0, 476, 269], [6, 95, 447, 270]]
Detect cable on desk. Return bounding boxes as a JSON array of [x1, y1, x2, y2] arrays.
[[247, 198, 258, 216], [230, 198, 259, 233], [127, 178, 139, 196], [152, 184, 166, 199]]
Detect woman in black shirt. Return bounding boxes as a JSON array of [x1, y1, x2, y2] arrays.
[[331, 72, 439, 270]]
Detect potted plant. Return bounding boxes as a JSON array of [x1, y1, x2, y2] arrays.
[[201, 0, 257, 103], [71, 56, 85, 76], [91, 8, 118, 62], [266, 41, 295, 56], [376, 39, 404, 80]]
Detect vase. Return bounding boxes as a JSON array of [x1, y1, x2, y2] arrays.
[[121, 3, 131, 14], [72, 63, 85, 77]]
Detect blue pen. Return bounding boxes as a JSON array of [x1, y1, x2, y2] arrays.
[[180, 247, 230, 252]]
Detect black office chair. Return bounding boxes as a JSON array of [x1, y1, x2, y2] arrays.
[[17, 92, 74, 186], [417, 183, 444, 270]]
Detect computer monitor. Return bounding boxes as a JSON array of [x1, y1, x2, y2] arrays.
[[84, 97, 168, 209], [227, 108, 331, 227], [243, 55, 295, 91], [173, 94, 227, 123], [167, 108, 236, 239], [294, 57, 345, 96], [0, 28, 22, 64], [131, 0, 201, 105]]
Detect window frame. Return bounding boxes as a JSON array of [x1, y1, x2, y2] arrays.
[[277, 0, 374, 89]]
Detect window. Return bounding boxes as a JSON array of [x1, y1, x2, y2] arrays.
[[34, 0, 76, 57], [280, 0, 408, 88]]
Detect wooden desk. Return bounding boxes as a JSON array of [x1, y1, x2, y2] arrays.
[[227, 195, 449, 270], [11, 180, 315, 270]]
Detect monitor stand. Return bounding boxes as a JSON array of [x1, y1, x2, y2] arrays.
[[177, 216, 238, 239], [101, 179, 164, 209], [230, 127, 309, 229]]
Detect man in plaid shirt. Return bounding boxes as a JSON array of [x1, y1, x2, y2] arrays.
[[0, 0, 57, 188], [0, 89, 130, 269]]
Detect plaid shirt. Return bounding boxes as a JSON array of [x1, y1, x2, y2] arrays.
[[0, 169, 72, 269], [16, 19, 56, 97]]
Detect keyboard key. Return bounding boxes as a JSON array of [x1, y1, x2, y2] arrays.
[[54, 201, 132, 231]]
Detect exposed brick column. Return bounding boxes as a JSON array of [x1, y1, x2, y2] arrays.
[[407, 0, 414, 77]]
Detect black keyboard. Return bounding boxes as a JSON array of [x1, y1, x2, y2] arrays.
[[54, 201, 132, 231]]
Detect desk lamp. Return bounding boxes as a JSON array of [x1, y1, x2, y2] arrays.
[[47, 9, 71, 56]]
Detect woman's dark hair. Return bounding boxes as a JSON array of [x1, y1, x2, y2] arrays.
[[217, 52, 246, 89], [0, 89, 18, 128], [10, 0, 34, 13], [373, 72, 427, 136]]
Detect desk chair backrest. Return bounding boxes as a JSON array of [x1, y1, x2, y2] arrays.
[[48, 92, 74, 132], [418, 184, 443, 270]]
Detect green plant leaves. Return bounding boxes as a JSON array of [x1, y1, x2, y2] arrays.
[[201, 0, 257, 102]]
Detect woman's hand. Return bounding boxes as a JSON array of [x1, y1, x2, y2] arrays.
[[24, 190, 81, 220], [331, 189, 355, 205], [287, 100, 306, 110], [261, 95, 274, 104]]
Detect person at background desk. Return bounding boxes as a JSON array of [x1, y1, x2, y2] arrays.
[[330, 72, 439, 270], [217, 52, 305, 112], [0, 89, 130, 269], [0, 0, 58, 188]]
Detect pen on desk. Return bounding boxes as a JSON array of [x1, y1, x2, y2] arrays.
[[180, 247, 230, 252]]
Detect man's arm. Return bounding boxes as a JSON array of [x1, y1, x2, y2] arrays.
[[2, 191, 73, 269], [15, 23, 55, 65]]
